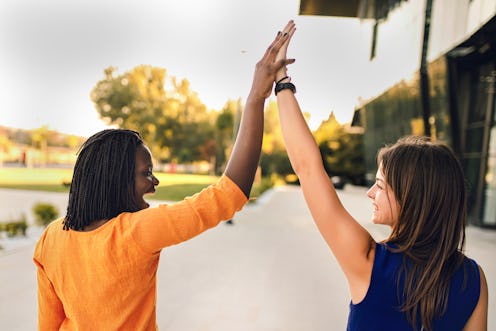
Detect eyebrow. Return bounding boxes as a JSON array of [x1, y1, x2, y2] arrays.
[[376, 178, 384, 183]]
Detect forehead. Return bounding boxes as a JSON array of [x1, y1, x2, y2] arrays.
[[135, 145, 153, 166], [375, 163, 385, 179]]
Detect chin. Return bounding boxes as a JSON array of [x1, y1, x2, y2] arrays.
[[139, 199, 150, 209]]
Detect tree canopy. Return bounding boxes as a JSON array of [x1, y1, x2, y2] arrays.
[[313, 112, 365, 185], [90, 65, 365, 184], [91, 65, 214, 163]]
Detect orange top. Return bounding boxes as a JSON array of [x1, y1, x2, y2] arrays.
[[33, 176, 247, 330]]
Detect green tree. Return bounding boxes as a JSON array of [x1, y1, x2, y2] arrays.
[[313, 112, 365, 185], [166, 78, 215, 163], [31, 125, 52, 167], [214, 100, 237, 174], [91, 65, 214, 163], [33, 202, 59, 227], [0, 132, 12, 167]]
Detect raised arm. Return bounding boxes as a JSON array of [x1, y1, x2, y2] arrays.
[[463, 265, 488, 331], [224, 22, 295, 197], [275, 21, 375, 302]]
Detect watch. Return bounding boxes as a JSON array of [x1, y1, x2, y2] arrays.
[[275, 82, 296, 96]]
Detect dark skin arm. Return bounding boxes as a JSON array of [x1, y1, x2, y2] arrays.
[[224, 22, 295, 197]]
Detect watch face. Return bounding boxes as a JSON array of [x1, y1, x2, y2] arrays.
[[275, 82, 296, 95]]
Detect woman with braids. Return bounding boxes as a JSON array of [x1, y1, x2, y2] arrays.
[[275, 21, 487, 330], [33, 22, 295, 330]]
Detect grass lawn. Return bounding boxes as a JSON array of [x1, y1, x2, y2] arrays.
[[0, 167, 219, 201]]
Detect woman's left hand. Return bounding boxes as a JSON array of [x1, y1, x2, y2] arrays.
[[250, 20, 296, 99]]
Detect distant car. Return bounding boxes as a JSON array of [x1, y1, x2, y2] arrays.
[[331, 176, 346, 190]]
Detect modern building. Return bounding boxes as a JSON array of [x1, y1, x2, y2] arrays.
[[300, 0, 496, 227]]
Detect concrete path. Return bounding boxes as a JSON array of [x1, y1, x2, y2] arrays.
[[0, 186, 494, 330]]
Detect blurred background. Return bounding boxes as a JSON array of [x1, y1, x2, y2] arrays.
[[1, 0, 495, 227], [0, 0, 495, 329]]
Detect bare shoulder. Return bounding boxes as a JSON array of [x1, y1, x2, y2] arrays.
[[463, 264, 488, 331]]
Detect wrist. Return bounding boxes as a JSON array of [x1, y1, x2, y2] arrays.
[[275, 70, 288, 83], [247, 90, 268, 103], [276, 75, 291, 85], [274, 81, 296, 96]]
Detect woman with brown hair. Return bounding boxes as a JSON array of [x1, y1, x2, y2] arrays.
[[275, 21, 487, 331]]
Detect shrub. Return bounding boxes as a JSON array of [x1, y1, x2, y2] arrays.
[[250, 176, 277, 202], [33, 203, 59, 227], [0, 215, 28, 237]]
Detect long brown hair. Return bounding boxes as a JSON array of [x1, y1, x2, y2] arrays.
[[378, 136, 467, 331]]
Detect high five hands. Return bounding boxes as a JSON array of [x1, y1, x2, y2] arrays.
[[250, 20, 296, 99], [275, 21, 296, 83]]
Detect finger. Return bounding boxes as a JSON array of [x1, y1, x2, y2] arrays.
[[274, 22, 296, 55], [261, 31, 285, 62], [281, 20, 295, 35], [262, 21, 295, 62], [265, 21, 295, 60], [275, 58, 295, 70], [282, 25, 296, 48], [276, 27, 296, 64], [273, 59, 295, 74], [267, 32, 291, 60], [286, 25, 296, 40], [282, 22, 296, 39]]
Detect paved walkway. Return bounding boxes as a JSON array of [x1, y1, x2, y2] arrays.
[[0, 186, 494, 330]]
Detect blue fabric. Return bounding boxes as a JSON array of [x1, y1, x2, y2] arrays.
[[347, 242, 480, 331]]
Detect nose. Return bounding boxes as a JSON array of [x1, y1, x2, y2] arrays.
[[152, 175, 159, 186], [366, 184, 376, 199]]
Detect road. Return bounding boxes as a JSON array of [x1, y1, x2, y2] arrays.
[[0, 185, 494, 330]]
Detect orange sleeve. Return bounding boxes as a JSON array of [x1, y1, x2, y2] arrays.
[[33, 237, 65, 330], [129, 175, 247, 253]]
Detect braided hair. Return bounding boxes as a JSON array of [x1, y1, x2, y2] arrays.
[[63, 129, 144, 230]]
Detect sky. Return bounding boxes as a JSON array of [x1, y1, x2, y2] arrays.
[[0, 0, 373, 137]]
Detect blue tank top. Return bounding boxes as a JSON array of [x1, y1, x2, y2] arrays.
[[347, 242, 480, 331]]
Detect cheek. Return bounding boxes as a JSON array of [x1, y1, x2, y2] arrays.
[[134, 179, 146, 193]]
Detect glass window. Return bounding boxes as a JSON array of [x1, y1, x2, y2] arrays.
[[463, 156, 481, 218], [482, 125, 496, 226], [483, 155, 496, 226], [464, 127, 484, 154]]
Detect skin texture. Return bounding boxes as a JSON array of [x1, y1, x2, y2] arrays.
[[223, 21, 295, 197], [275, 20, 376, 304], [463, 266, 488, 331], [134, 144, 160, 210], [366, 165, 400, 228]]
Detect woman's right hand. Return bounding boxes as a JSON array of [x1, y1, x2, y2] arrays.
[[275, 20, 296, 83], [249, 20, 296, 100], [224, 20, 296, 197]]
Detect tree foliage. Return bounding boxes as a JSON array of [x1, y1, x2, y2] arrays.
[[313, 112, 366, 185], [214, 99, 239, 174], [91, 65, 214, 163], [90, 66, 365, 183], [33, 202, 59, 227]]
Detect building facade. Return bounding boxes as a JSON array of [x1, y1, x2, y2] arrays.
[[300, 0, 496, 227]]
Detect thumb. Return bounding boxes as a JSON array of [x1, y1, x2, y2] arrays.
[[275, 58, 295, 70]]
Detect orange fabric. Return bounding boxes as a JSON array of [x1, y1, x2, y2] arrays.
[[33, 176, 247, 330]]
